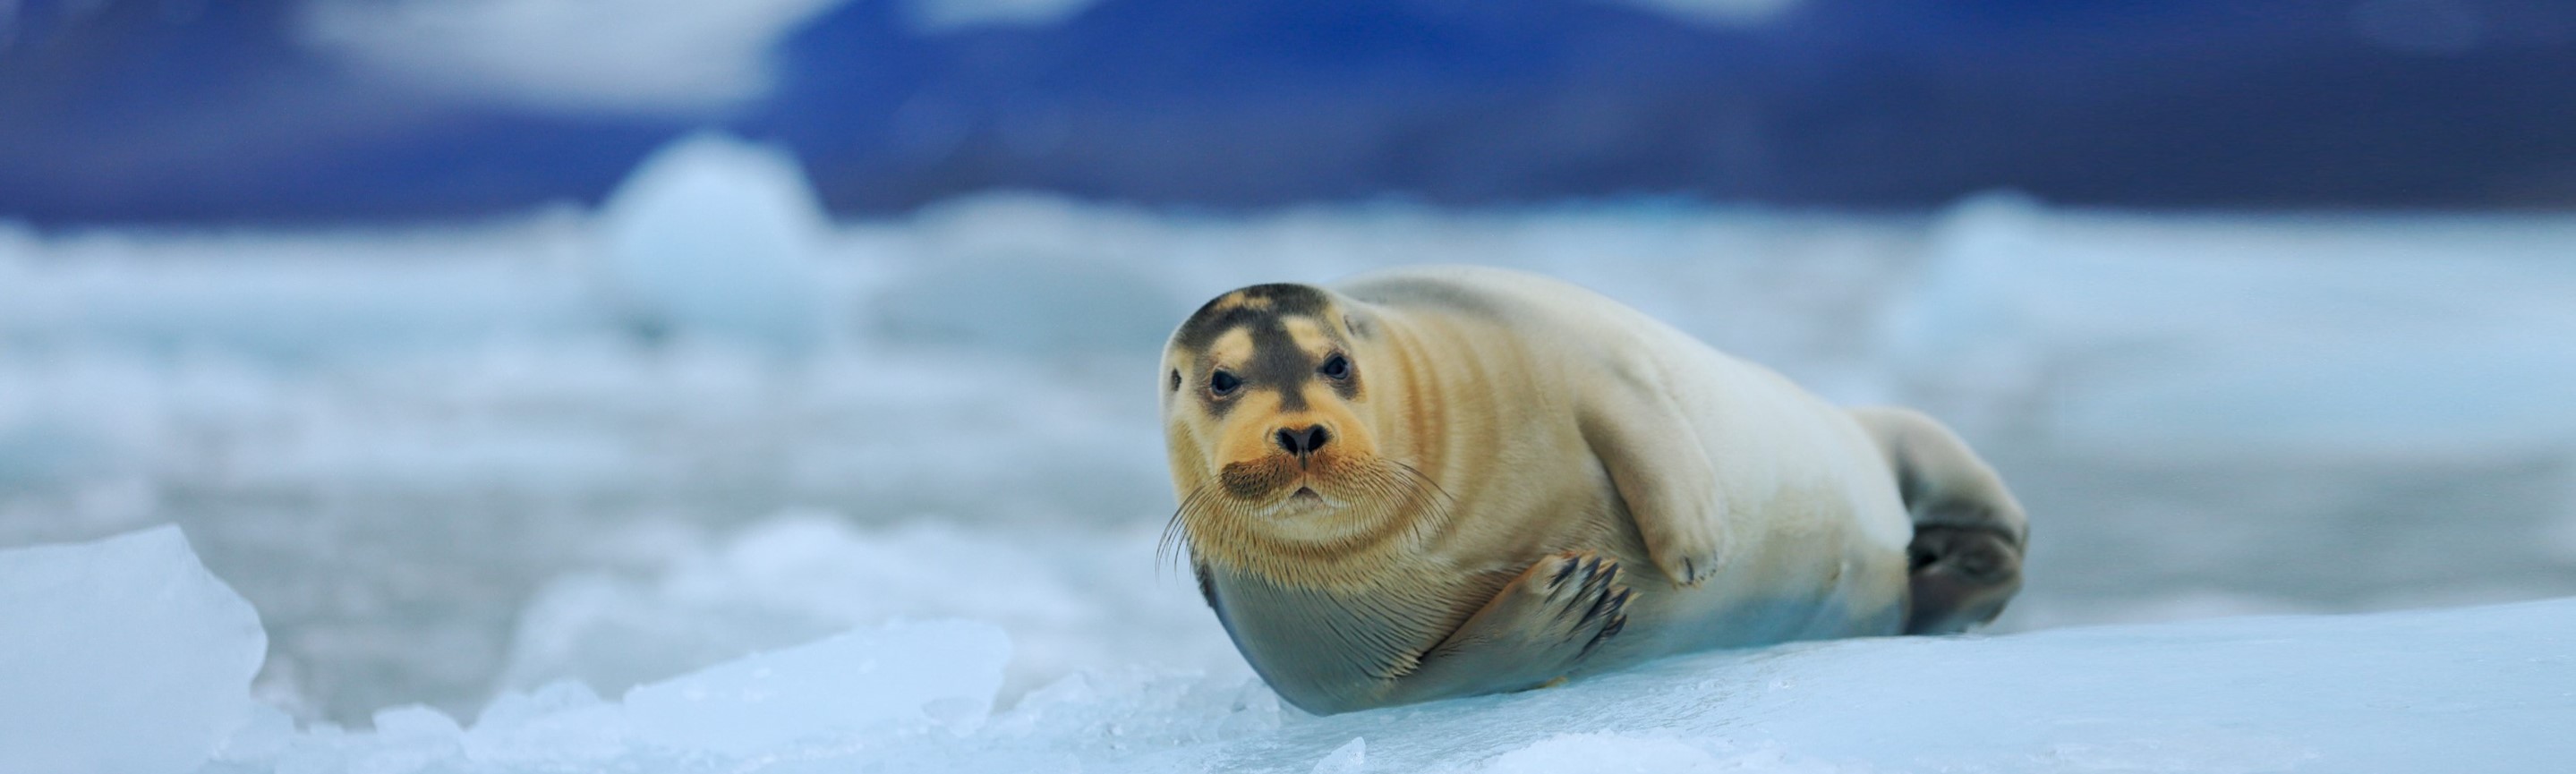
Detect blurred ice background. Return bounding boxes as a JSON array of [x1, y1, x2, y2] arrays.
[[4, 0, 2575, 750]]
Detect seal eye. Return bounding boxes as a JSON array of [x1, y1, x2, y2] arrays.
[[1209, 370, 1242, 396], [1318, 353, 1352, 380]]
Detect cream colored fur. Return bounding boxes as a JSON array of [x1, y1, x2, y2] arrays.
[[1161, 265, 2011, 713]]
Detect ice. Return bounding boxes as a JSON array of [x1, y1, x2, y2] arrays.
[[0, 526, 265, 774], [298, 0, 848, 114], [0, 523, 2503, 774], [619, 621, 1009, 754], [492, 512, 1241, 711], [1889, 193, 2576, 451], [594, 132, 832, 352], [1478, 734, 1833, 773], [0, 222, 601, 358], [5, 168, 2576, 734], [1309, 737, 1365, 774], [869, 253, 1181, 356], [217, 621, 1010, 772], [11, 484, 2573, 773], [207, 574, 2576, 772]]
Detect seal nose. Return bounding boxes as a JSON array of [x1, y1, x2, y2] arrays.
[[1275, 424, 1332, 459]]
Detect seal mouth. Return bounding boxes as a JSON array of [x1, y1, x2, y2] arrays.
[[1270, 485, 1334, 515]]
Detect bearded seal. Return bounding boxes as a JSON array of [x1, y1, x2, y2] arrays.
[[1159, 265, 2026, 715]]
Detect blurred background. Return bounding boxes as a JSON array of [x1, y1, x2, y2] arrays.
[[4, 0, 2573, 727]]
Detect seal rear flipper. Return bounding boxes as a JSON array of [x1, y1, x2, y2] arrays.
[[1848, 406, 2029, 634], [1904, 524, 2022, 634]]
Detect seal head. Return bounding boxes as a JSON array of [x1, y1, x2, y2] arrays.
[[1159, 284, 1440, 590]]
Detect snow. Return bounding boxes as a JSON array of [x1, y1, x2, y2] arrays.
[[13, 525, 2576, 773], [0, 527, 265, 774]]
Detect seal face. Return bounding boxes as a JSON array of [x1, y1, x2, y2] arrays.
[[1160, 267, 2027, 715], [1159, 284, 1441, 590]]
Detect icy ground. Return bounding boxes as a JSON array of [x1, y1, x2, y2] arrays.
[[4, 135, 2576, 752], [8, 525, 2574, 774]]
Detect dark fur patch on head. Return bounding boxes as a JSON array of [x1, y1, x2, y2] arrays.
[[1172, 283, 1367, 416], [1172, 284, 1335, 353]]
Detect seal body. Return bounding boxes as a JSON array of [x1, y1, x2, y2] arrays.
[[1159, 266, 2025, 714]]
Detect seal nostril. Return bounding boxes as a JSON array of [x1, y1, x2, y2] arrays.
[[1275, 426, 1331, 456]]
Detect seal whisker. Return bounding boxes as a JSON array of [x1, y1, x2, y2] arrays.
[[1387, 459, 1454, 507], [1378, 458, 1455, 548], [1158, 486, 1211, 574]]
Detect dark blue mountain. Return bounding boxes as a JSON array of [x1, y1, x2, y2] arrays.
[[3, 0, 2572, 225]]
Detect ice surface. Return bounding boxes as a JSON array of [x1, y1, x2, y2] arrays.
[[1309, 737, 1365, 774], [200, 563, 2576, 772], [0, 526, 265, 774], [620, 620, 1009, 755], [198, 621, 1010, 773], [8, 517, 2528, 774], [494, 513, 1239, 710]]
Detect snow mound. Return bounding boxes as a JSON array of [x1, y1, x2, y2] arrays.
[[3, 524, 2546, 773], [0, 526, 265, 774]]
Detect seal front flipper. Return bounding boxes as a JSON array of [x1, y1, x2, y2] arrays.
[[1579, 360, 1727, 587], [1373, 550, 1633, 706]]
